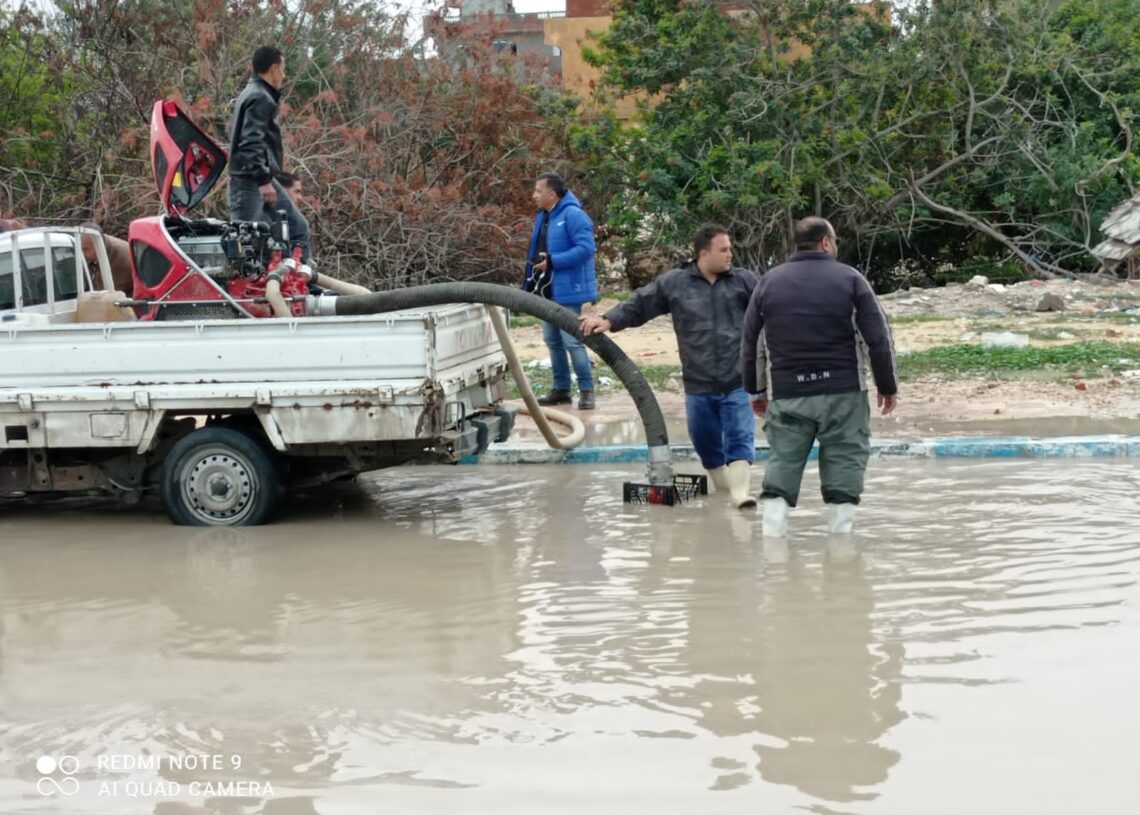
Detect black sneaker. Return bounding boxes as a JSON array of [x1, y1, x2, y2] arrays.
[[537, 389, 572, 406], [578, 390, 596, 410]]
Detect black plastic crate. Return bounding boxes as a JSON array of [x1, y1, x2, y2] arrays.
[[623, 474, 708, 506]]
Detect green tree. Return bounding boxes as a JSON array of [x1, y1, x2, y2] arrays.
[[0, 10, 83, 212], [0, 0, 580, 286], [580, 0, 1139, 287]]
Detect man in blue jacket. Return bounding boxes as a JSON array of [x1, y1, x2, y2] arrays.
[[228, 46, 311, 262], [523, 172, 599, 410]]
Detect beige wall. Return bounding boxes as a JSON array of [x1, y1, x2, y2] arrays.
[[548, 4, 887, 120], [545, 16, 643, 120]]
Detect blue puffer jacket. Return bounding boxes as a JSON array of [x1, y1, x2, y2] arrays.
[[523, 190, 598, 307]]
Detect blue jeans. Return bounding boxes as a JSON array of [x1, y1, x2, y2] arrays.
[[685, 388, 757, 469], [228, 176, 311, 262], [541, 302, 594, 391]]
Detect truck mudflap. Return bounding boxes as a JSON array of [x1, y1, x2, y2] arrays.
[[446, 407, 516, 461]]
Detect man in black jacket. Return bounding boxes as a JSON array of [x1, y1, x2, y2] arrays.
[[741, 217, 898, 537], [228, 46, 311, 261], [581, 225, 761, 509]]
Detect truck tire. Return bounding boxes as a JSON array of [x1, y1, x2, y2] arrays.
[[161, 427, 280, 526]]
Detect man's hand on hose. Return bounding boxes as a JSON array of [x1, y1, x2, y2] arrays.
[[878, 392, 898, 415], [579, 315, 612, 336], [259, 182, 277, 205]]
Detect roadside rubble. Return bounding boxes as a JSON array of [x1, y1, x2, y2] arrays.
[[507, 275, 1140, 437], [879, 276, 1140, 320]]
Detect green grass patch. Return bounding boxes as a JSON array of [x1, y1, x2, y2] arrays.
[[637, 364, 684, 390], [1026, 327, 1085, 340], [899, 341, 1140, 380], [599, 289, 632, 302], [509, 314, 542, 329], [889, 315, 953, 325], [506, 367, 552, 399], [1094, 311, 1140, 322], [970, 321, 1016, 333], [1043, 311, 1139, 323], [1044, 310, 1135, 323]]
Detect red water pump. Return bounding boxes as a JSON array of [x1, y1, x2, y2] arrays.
[[125, 100, 314, 320]]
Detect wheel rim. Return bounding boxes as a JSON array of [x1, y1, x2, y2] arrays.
[[177, 445, 258, 525]]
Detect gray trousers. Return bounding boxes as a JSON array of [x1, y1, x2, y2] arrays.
[[228, 176, 311, 262], [760, 391, 871, 507]]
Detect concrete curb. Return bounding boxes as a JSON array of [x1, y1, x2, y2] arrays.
[[463, 435, 1140, 465]]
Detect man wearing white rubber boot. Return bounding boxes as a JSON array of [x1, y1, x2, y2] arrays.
[[581, 225, 761, 510], [741, 217, 898, 536]]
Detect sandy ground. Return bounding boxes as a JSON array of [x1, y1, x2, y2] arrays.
[[507, 277, 1140, 437]]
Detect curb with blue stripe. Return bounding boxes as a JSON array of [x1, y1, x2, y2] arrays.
[[462, 435, 1140, 465]]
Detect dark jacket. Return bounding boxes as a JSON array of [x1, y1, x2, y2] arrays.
[[523, 190, 598, 307], [228, 77, 283, 185], [605, 263, 760, 395], [741, 251, 897, 399]]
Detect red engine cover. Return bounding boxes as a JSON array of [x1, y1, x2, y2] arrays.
[[126, 99, 310, 321]]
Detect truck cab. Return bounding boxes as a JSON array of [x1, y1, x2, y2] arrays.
[[0, 226, 133, 325]]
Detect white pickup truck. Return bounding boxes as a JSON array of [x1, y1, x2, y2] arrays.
[[0, 226, 514, 525]]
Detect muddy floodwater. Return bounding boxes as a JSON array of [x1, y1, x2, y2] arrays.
[[2, 459, 1139, 814]]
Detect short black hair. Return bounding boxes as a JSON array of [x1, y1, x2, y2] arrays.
[[794, 217, 834, 251], [537, 172, 566, 198], [252, 46, 283, 75], [275, 171, 299, 188], [693, 223, 730, 259]]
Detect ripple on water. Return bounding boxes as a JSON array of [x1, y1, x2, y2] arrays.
[[2, 459, 1139, 813]]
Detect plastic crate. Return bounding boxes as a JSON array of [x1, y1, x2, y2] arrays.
[[622, 474, 708, 506]]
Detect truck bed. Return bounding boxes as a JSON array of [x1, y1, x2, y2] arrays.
[[1, 304, 509, 450], [1, 305, 500, 388]]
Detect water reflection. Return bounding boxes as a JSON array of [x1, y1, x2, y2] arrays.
[[751, 541, 904, 803], [645, 515, 904, 803], [1, 460, 1139, 813]]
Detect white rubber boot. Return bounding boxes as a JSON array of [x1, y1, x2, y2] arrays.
[[726, 460, 757, 509], [827, 503, 856, 535], [707, 466, 730, 496], [762, 496, 789, 537]]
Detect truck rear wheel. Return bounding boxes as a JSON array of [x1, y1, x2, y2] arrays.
[[161, 427, 280, 526]]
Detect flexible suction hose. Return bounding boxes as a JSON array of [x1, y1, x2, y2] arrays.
[[265, 278, 292, 317], [313, 273, 369, 296], [487, 305, 585, 449], [324, 283, 674, 484]]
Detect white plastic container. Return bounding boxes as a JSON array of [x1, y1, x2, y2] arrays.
[[981, 332, 1029, 349]]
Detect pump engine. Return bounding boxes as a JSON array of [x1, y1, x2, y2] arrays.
[[126, 100, 317, 321]]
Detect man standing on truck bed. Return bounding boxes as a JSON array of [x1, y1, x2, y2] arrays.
[[228, 45, 311, 262]]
